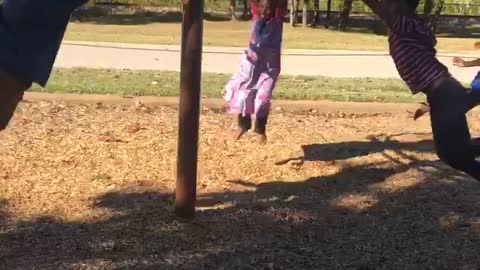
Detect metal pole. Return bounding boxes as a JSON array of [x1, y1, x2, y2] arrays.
[[175, 0, 204, 218]]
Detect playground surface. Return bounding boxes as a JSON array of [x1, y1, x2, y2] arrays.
[[2, 100, 480, 269]]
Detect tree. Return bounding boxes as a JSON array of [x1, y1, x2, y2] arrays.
[[295, 0, 301, 25], [423, 0, 434, 22], [290, 0, 296, 26], [241, 0, 248, 19], [338, 0, 353, 31], [230, 0, 237, 21], [302, 0, 308, 28], [326, 0, 332, 21], [325, 0, 332, 28], [430, 0, 446, 34], [311, 0, 320, 27]]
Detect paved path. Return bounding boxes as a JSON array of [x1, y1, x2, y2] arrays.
[[57, 41, 479, 82]]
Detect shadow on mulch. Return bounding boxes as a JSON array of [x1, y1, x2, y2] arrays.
[[2, 135, 480, 269]]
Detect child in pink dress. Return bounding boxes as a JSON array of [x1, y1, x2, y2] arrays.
[[223, 0, 287, 144]]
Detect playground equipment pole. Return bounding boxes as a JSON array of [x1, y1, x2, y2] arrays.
[[175, 0, 204, 218]]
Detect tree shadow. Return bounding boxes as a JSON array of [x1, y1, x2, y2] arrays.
[[2, 135, 480, 268], [276, 132, 434, 165], [0, 199, 8, 227]]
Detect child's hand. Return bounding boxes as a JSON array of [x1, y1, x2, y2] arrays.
[[453, 57, 467, 67]]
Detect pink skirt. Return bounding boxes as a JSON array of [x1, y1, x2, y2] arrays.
[[223, 55, 280, 118]]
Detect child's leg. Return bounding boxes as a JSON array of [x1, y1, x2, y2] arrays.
[[254, 116, 267, 135], [234, 114, 252, 140], [238, 114, 252, 130], [254, 116, 268, 144], [414, 86, 480, 121], [0, 69, 32, 131], [427, 80, 480, 180], [0, 0, 85, 131], [253, 70, 278, 143]]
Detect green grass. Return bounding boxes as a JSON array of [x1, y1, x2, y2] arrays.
[[32, 68, 427, 103], [65, 21, 479, 53]]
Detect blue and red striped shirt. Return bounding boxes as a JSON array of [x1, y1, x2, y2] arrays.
[[388, 16, 449, 94]]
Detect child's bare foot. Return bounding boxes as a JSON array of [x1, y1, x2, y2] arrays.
[[257, 133, 267, 145], [234, 128, 248, 140], [413, 102, 430, 121]]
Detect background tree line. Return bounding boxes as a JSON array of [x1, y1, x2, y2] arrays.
[[90, 0, 480, 32]]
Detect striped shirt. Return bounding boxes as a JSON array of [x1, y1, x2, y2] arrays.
[[388, 16, 449, 94]]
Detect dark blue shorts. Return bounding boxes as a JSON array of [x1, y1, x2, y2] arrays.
[[0, 0, 87, 86]]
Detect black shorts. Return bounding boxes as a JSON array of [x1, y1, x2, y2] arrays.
[[0, 0, 87, 86]]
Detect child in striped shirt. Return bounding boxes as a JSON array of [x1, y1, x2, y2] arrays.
[[362, 0, 480, 181]]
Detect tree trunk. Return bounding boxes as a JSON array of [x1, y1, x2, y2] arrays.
[[338, 0, 353, 31], [302, 0, 308, 28], [326, 0, 332, 20], [430, 0, 445, 34], [242, 0, 248, 19], [230, 0, 237, 21], [423, 0, 434, 23], [295, 0, 300, 25], [290, 0, 296, 26], [311, 0, 320, 27], [325, 0, 332, 28]]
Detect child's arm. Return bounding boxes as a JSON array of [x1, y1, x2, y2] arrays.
[[453, 57, 480, 67], [361, 0, 394, 28]]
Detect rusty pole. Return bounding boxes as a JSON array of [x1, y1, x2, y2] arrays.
[[175, 0, 204, 218]]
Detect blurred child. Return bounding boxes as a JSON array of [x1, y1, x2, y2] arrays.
[[362, 0, 480, 180], [223, 0, 287, 144], [0, 0, 87, 131], [453, 56, 480, 91]]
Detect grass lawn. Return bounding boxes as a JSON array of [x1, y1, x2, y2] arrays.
[[33, 68, 426, 103], [65, 21, 479, 53]]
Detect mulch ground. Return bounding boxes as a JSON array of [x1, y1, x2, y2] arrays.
[[1, 100, 480, 270]]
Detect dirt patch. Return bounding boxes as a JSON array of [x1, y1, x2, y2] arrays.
[[1, 101, 480, 269]]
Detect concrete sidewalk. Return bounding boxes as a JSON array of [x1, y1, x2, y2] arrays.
[[57, 41, 480, 82]]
